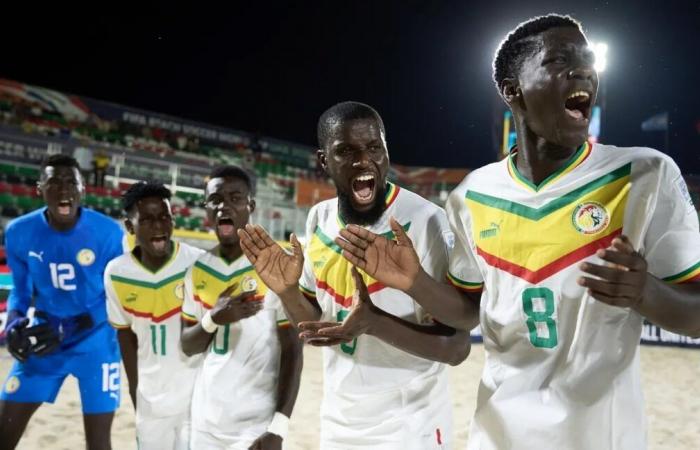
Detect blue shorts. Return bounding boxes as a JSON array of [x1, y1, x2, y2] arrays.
[[0, 321, 121, 414]]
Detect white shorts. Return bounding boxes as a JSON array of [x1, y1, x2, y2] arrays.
[[136, 412, 190, 450], [190, 427, 268, 450], [320, 369, 452, 450]]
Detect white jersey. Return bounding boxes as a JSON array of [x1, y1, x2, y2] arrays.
[[106, 241, 204, 421], [446, 142, 700, 450], [300, 183, 454, 448], [181, 251, 289, 436]]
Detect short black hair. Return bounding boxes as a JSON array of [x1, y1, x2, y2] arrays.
[[317, 101, 385, 149], [493, 14, 582, 90], [40, 154, 80, 171], [122, 181, 172, 214], [208, 165, 256, 195]]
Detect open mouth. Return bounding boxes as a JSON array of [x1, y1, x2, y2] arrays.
[[564, 90, 592, 122], [216, 217, 236, 237], [150, 235, 168, 252], [57, 199, 72, 216], [351, 173, 376, 206]]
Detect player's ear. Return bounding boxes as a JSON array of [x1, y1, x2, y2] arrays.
[[247, 198, 256, 214], [501, 78, 521, 108], [317, 149, 328, 172], [124, 217, 135, 235]]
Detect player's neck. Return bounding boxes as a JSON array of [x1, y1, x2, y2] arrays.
[[514, 127, 580, 186], [135, 243, 173, 273], [45, 209, 80, 232], [217, 243, 242, 264]]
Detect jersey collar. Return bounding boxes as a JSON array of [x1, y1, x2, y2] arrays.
[[130, 241, 180, 275], [507, 142, 592, 193]]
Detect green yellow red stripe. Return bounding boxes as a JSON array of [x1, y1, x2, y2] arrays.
[[447, 272, 483, 292], [181, 311, 198, 323], [468, 163, 630, 220], [384, 182, 400, 207], [299, 284, 316, 297], [109, 320, 131, 330], [123, 305, 181, 323], [477, 228, 622, 283], [663, 261, 700, 283], [316, 279, 386, 308]]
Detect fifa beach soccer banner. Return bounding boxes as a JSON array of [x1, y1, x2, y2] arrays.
[[0, 78, 315, 168]]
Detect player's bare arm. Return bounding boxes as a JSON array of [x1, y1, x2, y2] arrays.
[[335, 217, 480, 330], [248, 322, 303, 450], [117, 328, 139, 409], [238, 224, 321, 324], [181, 283, 262, 356], [579, 234, 700, 336], [299, 267, 471, 365]]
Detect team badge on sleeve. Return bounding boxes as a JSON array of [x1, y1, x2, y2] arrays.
[[572, 202, 609, 235]]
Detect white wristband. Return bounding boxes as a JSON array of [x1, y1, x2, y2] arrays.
[[266, 412, 289, 440], [201, 311, 218, 334]]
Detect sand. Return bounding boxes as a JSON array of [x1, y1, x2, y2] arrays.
[[1, 344, 699, 449]]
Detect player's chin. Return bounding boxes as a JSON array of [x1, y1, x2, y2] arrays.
[[146, 242, 170, 258], [556, 120, 590, 147], [217, 233, 240, 246], [49, 206, 78, 223]]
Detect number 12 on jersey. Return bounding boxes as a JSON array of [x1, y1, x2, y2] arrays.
[[522, 287, 558, 349]]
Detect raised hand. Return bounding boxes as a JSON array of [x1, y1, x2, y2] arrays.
[[334, 217, 421, 292], [578, 235, 649, 308], [211, 284, 263, 324], [238, 224, 304, 296], [298, 267, 377, 346]]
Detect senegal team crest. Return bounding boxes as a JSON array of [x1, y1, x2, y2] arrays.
[[76, 249, 96, 266], [174, 282, 185, 300], [241, 276, 258, 293], [572, 202, 609, 235], [4, 376, 20, 394]]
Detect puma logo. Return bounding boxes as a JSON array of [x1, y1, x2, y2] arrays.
[[479, 221, 502, 239], [28, 251, 44, 262]]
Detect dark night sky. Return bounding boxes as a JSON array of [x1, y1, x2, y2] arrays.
[[2, 1, 699, 171]]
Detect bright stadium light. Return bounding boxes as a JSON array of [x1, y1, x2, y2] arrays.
[[591, 41, 608, 73]]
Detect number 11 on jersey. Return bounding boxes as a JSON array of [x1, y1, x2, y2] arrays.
[[522, 287, 558, 348]]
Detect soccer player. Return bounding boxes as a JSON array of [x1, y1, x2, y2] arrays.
[[0, 154, 124, 450], [332, 14, 700, 450], [239, 101, 470, 449], [105, 181, 203, 450], [180, 165, 303, 450]]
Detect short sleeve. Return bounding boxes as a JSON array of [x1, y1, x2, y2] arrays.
[[644, 159, 700, 283], [181, 266, 201, 324], [299, 206, 318, 302], [415, 207, 452, 282], [104, 265, 132, 329], [264, 291, 290, 327], [445, 187, 485, 293]]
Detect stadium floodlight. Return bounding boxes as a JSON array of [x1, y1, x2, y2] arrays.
[[591, 42, 608, 73]]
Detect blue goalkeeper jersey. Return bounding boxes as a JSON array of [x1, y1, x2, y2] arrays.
[[5, 207, 124, 324]]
